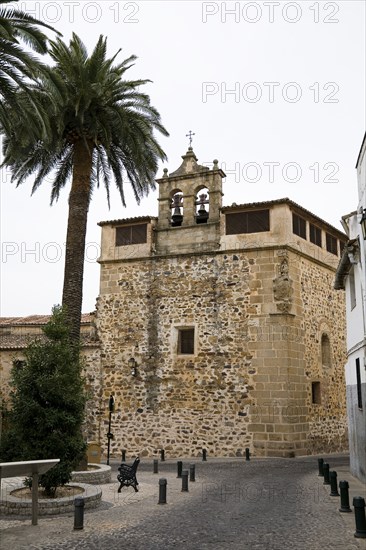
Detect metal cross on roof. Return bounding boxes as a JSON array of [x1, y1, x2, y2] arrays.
[[186, 130, 195, 147]]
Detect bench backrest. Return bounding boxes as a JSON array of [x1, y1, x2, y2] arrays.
[[131, 457, 140, 472]]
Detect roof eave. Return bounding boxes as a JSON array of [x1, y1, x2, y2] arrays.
[[334, 238, 359, 289]]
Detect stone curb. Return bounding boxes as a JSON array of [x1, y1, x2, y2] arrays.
[[0, 482, 102, 516], [71, 463, 111, 484]]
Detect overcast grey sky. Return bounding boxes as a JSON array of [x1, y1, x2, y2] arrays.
[[0, 0, 365, 316]]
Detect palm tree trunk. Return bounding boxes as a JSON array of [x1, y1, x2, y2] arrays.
[[62, 140, 93, 342]]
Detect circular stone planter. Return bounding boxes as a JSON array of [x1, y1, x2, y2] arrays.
[[71, 463, 111, 484], [0, 482, 102, 516]]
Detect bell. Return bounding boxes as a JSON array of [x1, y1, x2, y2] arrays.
[[196, 193, 209, 224], [171, 194, 183, 226]]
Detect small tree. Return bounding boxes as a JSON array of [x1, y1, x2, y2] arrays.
[[0, 306, 87, 497]]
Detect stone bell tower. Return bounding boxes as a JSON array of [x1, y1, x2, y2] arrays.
[[155, 147, 225, 255]]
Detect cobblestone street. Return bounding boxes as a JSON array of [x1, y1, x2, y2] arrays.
[[1, 454, 366, 550]]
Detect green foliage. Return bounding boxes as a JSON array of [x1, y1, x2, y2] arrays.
[[1, 32, 168, 342], [0, 0, 60, 125], [0, 306, 87, 497], [1, 32, 168, 206]]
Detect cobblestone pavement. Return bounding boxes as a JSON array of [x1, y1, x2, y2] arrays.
[[1, 454, 366, 550]]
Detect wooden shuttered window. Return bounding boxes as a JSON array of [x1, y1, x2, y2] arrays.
[[309, 223, 322, 247], [225, 209, 270, 235], [292, 213, 306, 239], [326, 233, 338, 256], [115, 224, 147, 246]]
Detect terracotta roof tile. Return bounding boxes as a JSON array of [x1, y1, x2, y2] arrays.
[[0, 333, 100, 350], [0, 312, 99, 349], [98, 216, 156, 227], [0, 313, 95, 327]]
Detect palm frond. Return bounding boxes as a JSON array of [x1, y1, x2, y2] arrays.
[[51, 147, 73, 204], [2, 32, 168, 214]]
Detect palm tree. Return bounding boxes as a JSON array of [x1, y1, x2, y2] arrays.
[[1, 33, 168, 342], [0, 0, 59, 121]]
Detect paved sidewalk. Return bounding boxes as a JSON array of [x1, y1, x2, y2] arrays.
[[321, 454, 366, 546], [0, 454, 365, 549]]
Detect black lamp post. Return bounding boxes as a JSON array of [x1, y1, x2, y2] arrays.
[[360, 209, 366, 240], [106, 395, 115, 465]]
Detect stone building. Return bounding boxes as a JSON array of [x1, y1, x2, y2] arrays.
[[0, 314, 100, 440], [0, 147, 349, 458], [95, 147, 348, 458]]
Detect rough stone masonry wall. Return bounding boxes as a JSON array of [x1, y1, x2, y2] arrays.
[[299, 255, 348, 453], [94, 246, 348, 459], [82, 347, 102, 443], [96, 252, 257, 458]]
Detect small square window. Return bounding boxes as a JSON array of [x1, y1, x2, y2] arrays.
[[311, 382, 321, 404], [178, 328, 195, 355]]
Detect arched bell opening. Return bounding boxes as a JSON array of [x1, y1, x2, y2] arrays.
[[195, 186, 209, 224], [171, 190, 183, 227]]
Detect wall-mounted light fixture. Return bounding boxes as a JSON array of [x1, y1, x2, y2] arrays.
[[128, 357, 137, 377], [360, 209, 366, 240]]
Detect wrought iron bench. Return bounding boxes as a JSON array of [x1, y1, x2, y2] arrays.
[[117, 457, 140, 493]]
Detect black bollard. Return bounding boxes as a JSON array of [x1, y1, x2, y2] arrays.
[[245, 448, 250, 461], [153, 459, 158, 474], [202, 448, 207, 462], [181, 470, 189, 492], [189, 464, 196, 482], [329, 471, 339, 496], [158, 478, 167, 504], [121, 449, 126, 462], [353, 497, 366, 538], [160, 449, 165, 462], [317, 458, 324, 477], [74, 497, 84, 530], [339, 480, 352, 513], [177, 460, 183, 478], [323, 463, 330, 485]]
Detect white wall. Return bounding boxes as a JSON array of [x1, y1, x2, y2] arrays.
[[342, 134, 366, 484]]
